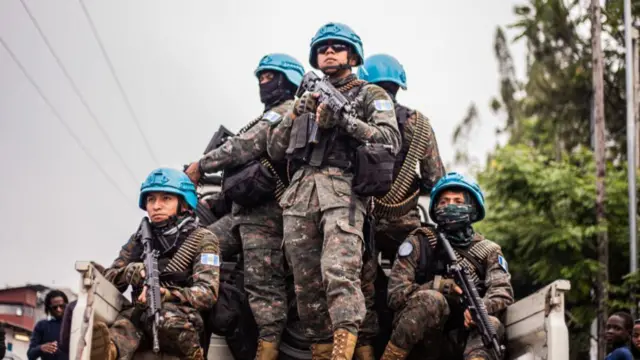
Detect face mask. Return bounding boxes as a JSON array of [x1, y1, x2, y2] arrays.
[[435, 204, 475, 246], [259, 73, 294, 108]]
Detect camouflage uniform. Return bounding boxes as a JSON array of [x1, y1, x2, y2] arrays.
[[103, 221, 220, 359], [359, 107, 446, 348], [384, 227, 513, 360], [198, 99, 293, 344], [268, 75, 401, 342]]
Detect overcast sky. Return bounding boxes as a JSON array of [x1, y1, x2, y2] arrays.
[[0, 0, 526, 291]]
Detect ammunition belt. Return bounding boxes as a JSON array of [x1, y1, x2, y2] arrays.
[[374, 112, 431, 218], [160, 228, 208, 288], [260, 157, 286, 201]]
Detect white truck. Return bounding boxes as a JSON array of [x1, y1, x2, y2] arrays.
[[67, 178, 572, 359]]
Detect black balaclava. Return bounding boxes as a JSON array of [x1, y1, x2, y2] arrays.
[[259, 71, 296, 110]]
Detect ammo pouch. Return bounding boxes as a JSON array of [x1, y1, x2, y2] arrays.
[[222, 160, 276, 207], [285, 113, 315, 164], [352, 143, 395, 197], [208, 281, 246, 336]]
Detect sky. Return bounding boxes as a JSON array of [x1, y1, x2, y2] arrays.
[[0, 0, 526, 291]]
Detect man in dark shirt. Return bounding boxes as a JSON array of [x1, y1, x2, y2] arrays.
[[27, 290, 68, 360], [606, 312, 635, 360]]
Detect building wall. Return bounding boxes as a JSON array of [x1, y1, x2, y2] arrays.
[[3, 326, 30, 360], [0, 288, 39, 332]]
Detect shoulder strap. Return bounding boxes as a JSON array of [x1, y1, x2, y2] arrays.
[[374, 111, 431, 217], [413, 227, 438, 284], [160, 227, 208, 287]]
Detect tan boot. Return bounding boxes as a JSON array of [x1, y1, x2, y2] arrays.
[[311, 343, 333, 360], [354, 345, 375, 360], [255, 339, 279, 360], [187, 347, 205, 360], [379, 342, 408, 360], [91, 321, 117, 360], [331, 329, 358, 360]]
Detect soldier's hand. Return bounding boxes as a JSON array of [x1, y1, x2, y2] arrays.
[[138, 286, 148, 305], [40, 341, 58, 354], [160, 287, 177, 303], [316, 103, 338, 129], [464, 309, 475, 328], [124, 262, 146, 287], [294, 92, 319, 116], [185, 161, 202, 184]]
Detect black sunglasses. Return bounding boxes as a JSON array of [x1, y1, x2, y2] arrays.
[[51, 304, 66, 310], [316, 43, 350, 55]]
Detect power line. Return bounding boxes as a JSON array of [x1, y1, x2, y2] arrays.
[[78, 0, 160, 165], [19, 0, 140, 185], [0, 36, 133, 204]]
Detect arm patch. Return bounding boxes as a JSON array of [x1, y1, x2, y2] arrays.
[[498, 255, 508, 272], [200, 253, 220, 266], [374, 100, 394, 111], [262, 111, 282, 123]]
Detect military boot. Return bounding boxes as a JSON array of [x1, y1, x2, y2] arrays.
[[91, 321, 117, 360], [379, 342, 408, 360], [256, 339, 279, 360], [311, 343, 333, 360], [187, 347, 205, 360], [354, 345, 375, 360], [330, 329, 358, 360]]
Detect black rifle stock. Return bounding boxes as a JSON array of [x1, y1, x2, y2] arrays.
[[203, 125, 235, 155], [437, 232, 505, 359], [297, 71, 355, 144], [140, 218, 161, 353]]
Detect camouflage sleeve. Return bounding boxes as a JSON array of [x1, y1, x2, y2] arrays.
[[483, 245, 514, 315], [415, 112, 446, 193], [387, 235, 422, 311], [345, 84, 401, 154], [169, 230, 221, 311], [266, 111, 295, 161], [199, 121, 269, 173], [103, 233, 144, 292]]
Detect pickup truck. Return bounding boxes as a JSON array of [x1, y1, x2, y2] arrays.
[[67, 175, 571, 359]]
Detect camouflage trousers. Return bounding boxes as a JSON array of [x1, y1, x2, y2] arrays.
[[390, 289, 505, 360], [207, 202, 288, 343], [109, 303, 204, 360], [358, 209, 422, 346], [283, 190, 366, 341]]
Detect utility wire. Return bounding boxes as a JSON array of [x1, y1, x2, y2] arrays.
[[19, 0, 140, 185], [78, 0, 160, 164], [0, 37, 132, 204]]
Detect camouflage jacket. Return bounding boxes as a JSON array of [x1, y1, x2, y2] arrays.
[[199, 100, 294, 174], [387, 229, 514, 315], [104, 225, 221, 312], [268, 77, 401, 216]]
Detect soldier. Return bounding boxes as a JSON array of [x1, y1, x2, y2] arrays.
[[355, 54, 446, 358], [184, 53, 305, 360], [267, 23, 401, 360], [91, 167, 220, 360], [380, 172, 513, 360]]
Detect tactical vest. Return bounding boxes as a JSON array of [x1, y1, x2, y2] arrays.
[[222, 115, 288, 206], [286, 82, 366, 175], [412, 228, 495, 297], [373, 105, 432, 219]]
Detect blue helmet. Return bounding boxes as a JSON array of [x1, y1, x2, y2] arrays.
[[254, 53, 305, 88], [358, 54, 407, 90], [139, 168, 198, 211], [309, 22, 364, 69], [429, 172, 485, 222]]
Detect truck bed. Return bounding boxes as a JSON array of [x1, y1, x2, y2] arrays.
[[69, 261, 569, 360]]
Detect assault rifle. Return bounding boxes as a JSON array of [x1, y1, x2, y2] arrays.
[[437, 232, 505, 360], [296, 71, 356, 144], [203, 125, 235, 155], [140, 217, 161, 353]]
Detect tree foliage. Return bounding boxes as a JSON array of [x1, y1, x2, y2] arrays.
[[455, 0, 640, 357]]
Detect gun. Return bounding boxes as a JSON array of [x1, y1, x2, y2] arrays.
[[140, 217, 161, 353], [437, 232, 505, 360], [297, 71, 356, 144], [203, 125, 235, 155]]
